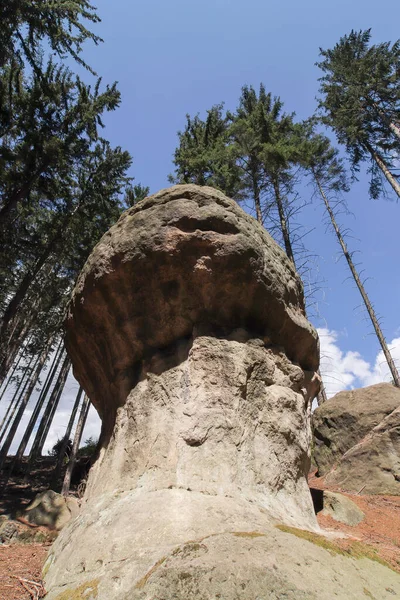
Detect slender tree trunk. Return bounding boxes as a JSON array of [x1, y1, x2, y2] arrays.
[[272, 178, 295, 265], [368, 100, 400, 142], [37, 361, 70, 456], [62, 394, 90, 496], [0, 354, 36, 442], [364, 141, 400, 199], [0, 338, 29, 402], [314, 171, 400, 388], [0, 310, 35, 387], [0, 337, 53, 469], [52, 386, 84, 488], [316, 375, 328, 405], [29, 353, 71, 460], [251, 174, 263, 224], [14, 338, 64, 461], [0, 201, 82, 358]]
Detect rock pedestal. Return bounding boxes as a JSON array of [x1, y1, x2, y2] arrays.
[[44, 185, 326, 599]]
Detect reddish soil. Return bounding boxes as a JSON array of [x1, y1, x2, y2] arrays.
[[0, 457, 88, 599], [309, 470, 400, 573], [0, 544, 48, 599]]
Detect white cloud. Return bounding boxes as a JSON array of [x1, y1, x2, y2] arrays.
[[318, 328, 400, 398]]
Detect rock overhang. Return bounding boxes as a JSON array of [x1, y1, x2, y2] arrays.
[[65, 184, 320, 421]]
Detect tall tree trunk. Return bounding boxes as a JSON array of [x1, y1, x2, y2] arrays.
[[62, 394, 90, 496], [37, 360, 70, 456], [0, 309, 35, 387], [51, 386, 84, 488], [271, 178, 327, 403], [0, 202, 82, 364], [314, 170, 400, 388], [0, 337, 29, 402], [364, 141, 400, 199], [0, 337, 53, 469], [272, 179, 295, 265], [29, 352, 71, 460], [13, 338, 64, 461], [251, 174, 263, 224], [0, 354, 36, 443]]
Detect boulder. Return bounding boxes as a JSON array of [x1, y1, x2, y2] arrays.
[[322, 491, 364, 526], [17, 490, 79, 531], [326, 405, 400, 495], [313, 383, 400, 475], [45, 184, 325, 599]]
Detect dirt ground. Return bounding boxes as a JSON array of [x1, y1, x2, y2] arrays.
[[309, 470, 400, 573], [0, 457, 86, 599], [0, 544, 48, 600], [0, 464, 399, 598]]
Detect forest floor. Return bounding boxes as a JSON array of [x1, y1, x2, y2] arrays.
[[0, 457, 87, 600], [0, 462, 399, 598], [309, 470, 400, 574]]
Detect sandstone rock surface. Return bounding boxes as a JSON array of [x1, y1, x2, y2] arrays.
[[326, 404, 400, 495], [45, 185, 326, 598], [313, 383, 400, 476]]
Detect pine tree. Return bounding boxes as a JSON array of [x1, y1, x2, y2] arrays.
[[169, 104, 242, 199], [317, 29, 400, 199], [302, 122, 400, 389], [0, 0, 101, 72]]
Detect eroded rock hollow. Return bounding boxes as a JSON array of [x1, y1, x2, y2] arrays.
[[45, 184, 323, 599]]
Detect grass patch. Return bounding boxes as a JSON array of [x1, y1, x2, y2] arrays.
[[276, 524, 394, 571], [54, 579, 99, 600], [232, 531, 266, 539]]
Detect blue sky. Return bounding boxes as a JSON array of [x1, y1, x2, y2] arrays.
[[4, 0, 400, 452]]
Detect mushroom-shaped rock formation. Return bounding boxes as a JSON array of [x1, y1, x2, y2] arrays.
[[45, 185, 323, 599]]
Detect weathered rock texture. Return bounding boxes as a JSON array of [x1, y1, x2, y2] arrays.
[[326, 404, 400, 495], [313, 383, 400, 476], [45, 185, 326, 598]]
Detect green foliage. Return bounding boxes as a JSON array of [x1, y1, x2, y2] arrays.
[[49, 437, 72, 458], [0, 0, 101, 73], [171, 84, 316, 266], [169, 104, 243, 199], [125, 184, 150, 207], [0, 2, 136, 380], [77, 436, 98, 457], [317, 29, 400, 198]]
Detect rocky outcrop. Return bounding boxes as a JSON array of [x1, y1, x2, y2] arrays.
[[313, 383, 400, 476], [326, 404, 400, 495], [45, 184, 325, 599]]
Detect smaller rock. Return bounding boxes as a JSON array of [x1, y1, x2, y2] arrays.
[[17, 490, 75, 531], [313, 383, 400, 476], [0, 515, 18, 543], [322, 491, 364, 526], [326, 405, 400, 495]]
